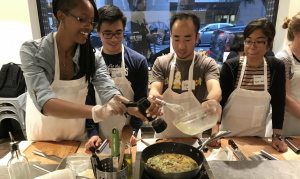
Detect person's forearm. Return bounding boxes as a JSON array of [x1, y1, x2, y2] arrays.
[[43, 98, 93, 119], [211, 105, 222, 134], [273, 129, 282, 135], [206, 89, 222, 102], [286, 95, 300, 119], [149, 82, 163, 97]]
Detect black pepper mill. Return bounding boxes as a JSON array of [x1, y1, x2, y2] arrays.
[[136, 97, 167, 133]]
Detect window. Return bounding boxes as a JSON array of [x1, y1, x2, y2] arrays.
[[207, 25, 218, 31], [37, 0, 279, 66]]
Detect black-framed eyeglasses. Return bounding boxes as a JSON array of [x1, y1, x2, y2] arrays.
[[101, 31, 124, 39], [244, 40, 267, 47], [62, 11, 97, 29]]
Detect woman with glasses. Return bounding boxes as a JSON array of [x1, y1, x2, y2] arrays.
[[276, 12, 300, 137], [209, 18, 288, 152], [19, 0, 155, 141]]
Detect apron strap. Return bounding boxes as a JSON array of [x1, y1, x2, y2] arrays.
[[120, 45, 126, 77], [53, 33, 60, 81], [238, 56, 268, 91], [237, 56, 246, 89], [100, 45, 126, 78], [168, 52, 196, 92], [285, 45, 296, 74], [168, 53, 176, 88], [188, 53, 195, 93], [263, 57, 268, 92]]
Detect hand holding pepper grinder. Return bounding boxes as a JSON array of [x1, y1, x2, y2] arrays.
[[124, 97, 167, 133]]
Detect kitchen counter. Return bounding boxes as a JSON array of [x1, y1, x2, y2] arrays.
[[1, 137, 300, 179], [208, 160, 300, 179]]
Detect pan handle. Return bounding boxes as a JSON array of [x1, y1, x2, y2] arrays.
[[193, 137, 208, 152]]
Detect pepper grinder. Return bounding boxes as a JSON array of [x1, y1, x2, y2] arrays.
[[136, 97, 167, 133]]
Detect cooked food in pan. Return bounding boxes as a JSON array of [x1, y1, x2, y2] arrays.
[[146, 153, 198, 173]]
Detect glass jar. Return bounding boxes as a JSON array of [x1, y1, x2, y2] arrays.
[[7, 141, 31, 179], [123, 142, 132, 179]]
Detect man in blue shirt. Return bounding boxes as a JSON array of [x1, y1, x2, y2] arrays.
[[85, 5, 150, 149]]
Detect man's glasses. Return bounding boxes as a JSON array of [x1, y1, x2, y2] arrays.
[[101, 31, 124, 39], [244, 40, 267, 47], [62, 11, 97, 29]]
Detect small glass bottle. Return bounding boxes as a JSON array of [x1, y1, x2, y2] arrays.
[[7, 132, 31, 179], [124, 142, 132, 179]]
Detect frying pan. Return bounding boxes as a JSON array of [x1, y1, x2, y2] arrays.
[[141, 131, 231, 179]]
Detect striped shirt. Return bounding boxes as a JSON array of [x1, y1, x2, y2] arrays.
[[235, 58, 270, 91]]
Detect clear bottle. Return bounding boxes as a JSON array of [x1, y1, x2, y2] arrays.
[[7, 132, 31, 179], [123, 142, 132, 179]]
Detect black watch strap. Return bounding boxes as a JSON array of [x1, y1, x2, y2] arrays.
[[272, 134, 282, 141]]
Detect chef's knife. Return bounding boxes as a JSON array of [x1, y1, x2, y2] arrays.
[[111, 128, 120, 172], [285, 138, 300, 154], [261, 150, 279, 160], [228, 139, 248, 161], [249, 154, 268, 161], [32, 150, 62, 163]]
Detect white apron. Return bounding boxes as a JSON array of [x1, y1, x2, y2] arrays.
[[26, 33, 88, 141], [155, 52, 202, 139], [282, 46, 300, 137], [95, 45, 136, 140], [220, 57, 271, 137]]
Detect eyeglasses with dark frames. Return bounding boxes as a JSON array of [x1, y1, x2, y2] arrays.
[[62, 11, 97, 29], [101, 31, 124, 39], [244, 40, 267, 47]]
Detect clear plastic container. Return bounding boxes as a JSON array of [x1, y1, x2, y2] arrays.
[[173, 100, 220, 135]]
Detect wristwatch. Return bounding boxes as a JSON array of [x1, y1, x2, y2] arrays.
[[272, 134, 282, 141]]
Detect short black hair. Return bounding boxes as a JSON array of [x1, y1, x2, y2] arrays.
[[170, 13, 200, 35], [96, 5, 127, 32], [230, 33, 244, 52], [244, 18, 275, 47], [136, 0, 144, 5]]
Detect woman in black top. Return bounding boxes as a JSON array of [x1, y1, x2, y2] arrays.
[[209, 18, 287, 152]]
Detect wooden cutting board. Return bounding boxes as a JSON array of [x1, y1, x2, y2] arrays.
[[23, 141, 81, 164], [221, 137, 286, 161]]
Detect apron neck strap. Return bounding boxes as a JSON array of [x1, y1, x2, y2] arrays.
[[238, 56, 268, 91], [53, 32, 60, 81], [100, 45, 126, 77], [168, 52, 196, 92], [263, 57, 268, 92], [285, 45, 296, 74]]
